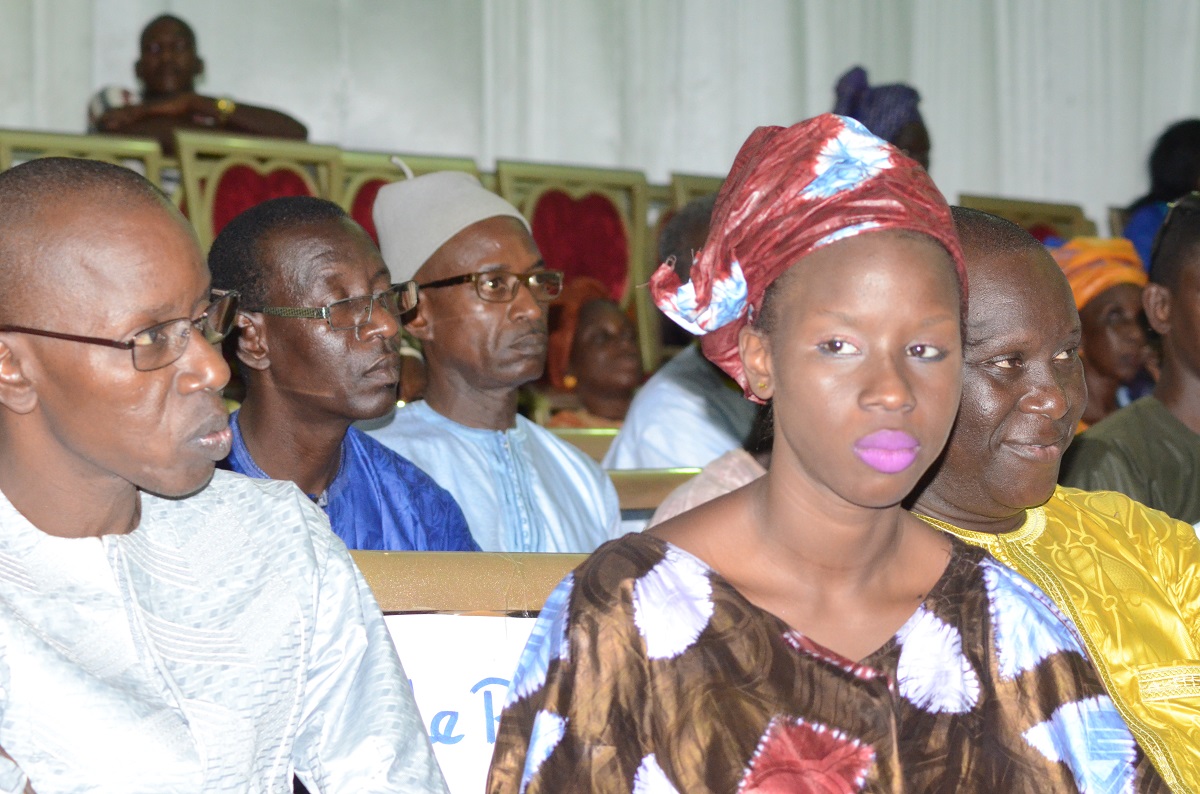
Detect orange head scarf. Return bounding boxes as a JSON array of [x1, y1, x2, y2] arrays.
[[650, 113, 965, 402], [546, 277, 612, 389], [1050, 238, 1147, 311]]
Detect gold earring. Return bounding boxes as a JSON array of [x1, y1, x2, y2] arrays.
[[756, 380, 767, 390], [563, 374, 578, 390]]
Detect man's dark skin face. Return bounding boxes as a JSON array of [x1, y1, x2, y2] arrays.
[[1144, 255, 1200, 434], [136, 18, 202, 100], [407, 215, 549, 431], [913, 244, 1086, 533], [0, 193, 230, 538], [235, 216, 401, 494]]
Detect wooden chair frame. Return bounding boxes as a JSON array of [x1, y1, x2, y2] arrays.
[[496, 161, 653, 370], [0, 128, 164, 186], [174, 130, 344, 250], [958, 193, 1098, 238]]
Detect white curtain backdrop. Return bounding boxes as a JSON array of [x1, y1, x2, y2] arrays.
[[2, 0, 1198, 232]]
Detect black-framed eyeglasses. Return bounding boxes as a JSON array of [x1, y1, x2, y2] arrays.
[[248, 282, 418, 331], [1149, 191, 1200, 271], [419, 269, 564, 303], [0, 290, 239, 372]]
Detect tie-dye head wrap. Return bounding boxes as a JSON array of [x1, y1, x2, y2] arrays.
[[650, 114, 965, 402], [1049, 237, 1147, 312]]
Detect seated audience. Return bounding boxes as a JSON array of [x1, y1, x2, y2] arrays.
[[488, 116, 1160, 792], [912, 206, 1200, 788], [208, 196, 477, 552], [603, 195, 757, 469], [0, 158, 446, 792], [647, 402, 772, 526], [1050, 237, 1148, 428], [89, 14, 307, 155], [545, 276, 642, 429], [1062, 192, 1200, 524], [1123, 119, 1200, 266], [367, 172, 621, 553], [833, 64, 931, 170]]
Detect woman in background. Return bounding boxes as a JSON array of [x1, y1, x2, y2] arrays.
[[1123, 119, 1200, 267], [545, 277, 643, 428], [1051, 237, 1149, 429]]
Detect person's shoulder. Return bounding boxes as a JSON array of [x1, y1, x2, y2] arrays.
[[571, 532, 703, 607], [185, 469, 338, 558], [1049, 486, 1196, 547], [518, 415, 608, 477]]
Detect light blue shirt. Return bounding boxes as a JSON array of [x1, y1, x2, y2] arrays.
[[0, 471, 447, 793], [604, 344, 757, 470], [366, 401, 622, 553]]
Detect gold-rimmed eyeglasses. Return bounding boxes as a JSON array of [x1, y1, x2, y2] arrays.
[[247, 282, 418, 331], [419, 270, 564, 304]]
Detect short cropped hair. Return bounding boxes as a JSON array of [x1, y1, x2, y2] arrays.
[[950, 205, 1044, 259], [1149, 201, 1200, 290], [141, 14, 197, 50], [0, 157, 171, 321], [658, 194, 718, 272], [208, 196, 349, 309]]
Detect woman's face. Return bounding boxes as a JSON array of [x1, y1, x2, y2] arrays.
[[1079, 282, 1147, 385], [743, 231, 963, 509], [570, 300, 643, 396]]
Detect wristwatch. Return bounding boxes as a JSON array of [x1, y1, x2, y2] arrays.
[[215, 97, 237, 124]]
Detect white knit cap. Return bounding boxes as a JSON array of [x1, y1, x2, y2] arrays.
[[372, 171, 531, 282]]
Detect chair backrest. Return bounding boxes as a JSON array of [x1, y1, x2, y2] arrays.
[[1108, 205, 1131, 237], [340, 150, 481, 244], [175, 130, 344, 250], [352, 550, 583, 793], [351, 550, 584, 614], [0, 128, 164, 186], [609, 468, 701, 512], [496, 161, 653, 369], [958, 193, 1098, 241], [549, 427, 618, 463]]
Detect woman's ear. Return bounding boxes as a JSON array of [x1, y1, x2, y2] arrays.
[[235, 313, 270, 371], [739, 324, 774, 402], [1143, 283, 1172, 337]]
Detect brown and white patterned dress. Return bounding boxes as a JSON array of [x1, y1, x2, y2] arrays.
[[488, 532, 1164, 793]]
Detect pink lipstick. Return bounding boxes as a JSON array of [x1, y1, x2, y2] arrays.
[[854, 429, 920, 474]]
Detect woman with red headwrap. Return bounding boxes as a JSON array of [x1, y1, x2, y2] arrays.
[[545, 277, 643, 429], [1051, 238, 1150, 429], [488, 116, 1162, 793]]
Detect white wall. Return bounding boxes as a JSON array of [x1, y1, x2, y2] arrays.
[[2, 0, 1198, 231]]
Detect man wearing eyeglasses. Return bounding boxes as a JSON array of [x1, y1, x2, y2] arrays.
[[367, 172, 622, 553], [0, 158, 448, 792], [208, 196, 478, 553], [1062, 191, 1200, 526]]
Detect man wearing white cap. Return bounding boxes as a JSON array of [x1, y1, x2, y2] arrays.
[[367, 172, 622, 553]]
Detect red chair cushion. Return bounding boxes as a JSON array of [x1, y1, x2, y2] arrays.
[[530, 189, 629, 301]]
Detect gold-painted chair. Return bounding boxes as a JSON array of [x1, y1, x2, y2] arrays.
[[350, 551, 584, 615], [957, 194, 1097, 241], [174, 130, 344, 250], [1108, 206, 1131, 238], [496, 161, 653, 370], [340, 150, 481, 244], [609, 468, 701, 513], [549, 427, 619, 464], [0, 128, 164, 186]]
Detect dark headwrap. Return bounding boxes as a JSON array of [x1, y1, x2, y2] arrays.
[[651, 114, 965, 402], [833, 66, 923, 143]]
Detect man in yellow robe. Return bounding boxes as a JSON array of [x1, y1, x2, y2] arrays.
[[912, 206, 1200, 793]]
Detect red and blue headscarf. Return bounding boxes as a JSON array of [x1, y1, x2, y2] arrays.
[[651, 113, 965, 402]]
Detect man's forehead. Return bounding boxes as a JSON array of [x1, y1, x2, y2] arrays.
[[963, 247, 1077, 341], [420, 216, 539, 278]]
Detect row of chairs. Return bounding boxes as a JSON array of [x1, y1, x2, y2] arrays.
[[0, 128, 1110, 375]]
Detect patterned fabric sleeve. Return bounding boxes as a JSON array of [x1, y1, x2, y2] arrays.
[[289, 501, 449, 793], [488, 566, 653, 794]]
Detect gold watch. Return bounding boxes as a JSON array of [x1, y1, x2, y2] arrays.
[[215, 97, 237, 124]]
